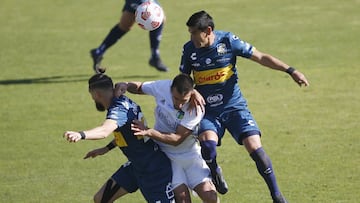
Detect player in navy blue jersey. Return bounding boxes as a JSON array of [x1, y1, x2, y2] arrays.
[[180, 11, 309, 203], [63, 74, 174, 203], [90, 0, 168, 73]]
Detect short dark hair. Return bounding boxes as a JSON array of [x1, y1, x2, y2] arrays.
[[171, 73, 194, 95], [186, 10, 214, 31], [88, 74, 113, 90]]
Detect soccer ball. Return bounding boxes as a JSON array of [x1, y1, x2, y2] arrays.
[[135, 1, 164, 31]]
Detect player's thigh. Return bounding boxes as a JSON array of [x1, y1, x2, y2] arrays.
[[193, 180, 217, 203], [199, 114, 225, 143], [122, 0, 142, 13], [111, 162, 139, 194], [118, 10, 136, 31], [138, 160, 174, 202], [171, 159, 188, 191], [185, 153, 212, 189], [224, 109, 261, 145]]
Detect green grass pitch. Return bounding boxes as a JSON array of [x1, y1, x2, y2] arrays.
[[0, 0, 359, 202]]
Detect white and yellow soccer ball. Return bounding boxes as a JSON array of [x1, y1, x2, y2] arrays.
[[135, 1, 164, 31]]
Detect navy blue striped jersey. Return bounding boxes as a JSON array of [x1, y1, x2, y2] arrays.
[[180, 30, 255, 113]]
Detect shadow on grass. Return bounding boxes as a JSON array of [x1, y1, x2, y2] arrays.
[[0, 74, 160, 85]]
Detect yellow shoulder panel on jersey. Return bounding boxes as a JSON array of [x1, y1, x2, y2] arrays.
[[114, 131, 128, 147], [193, 65, 234, 85]]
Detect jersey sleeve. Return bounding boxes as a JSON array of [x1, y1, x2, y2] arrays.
[[106, 102, 128, 128], [179, 44, 192, 74], [179, 105, 204, 131], [230, 33, 255, 58], [142, 80, 172, 97]]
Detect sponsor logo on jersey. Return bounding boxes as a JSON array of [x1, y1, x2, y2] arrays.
[[205, 58, 212, 65], [248, 120, 255, 126], [193, 65, 234, 85], [217, 43, 227, 55], [176, 110, 184, 119], [191, 62, 201, 67], [216, 57, 231, 63], [206, 94, 224, 107], [190, 52, 197, 60]]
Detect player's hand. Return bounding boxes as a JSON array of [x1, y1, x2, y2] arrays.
[[131, 119, 148, 136], [114, 82, 128, 97], [84, 147, 109, 159], [291, 71, 309, 87], [188, 89, 205, 115], [63, 131, 82, 142]]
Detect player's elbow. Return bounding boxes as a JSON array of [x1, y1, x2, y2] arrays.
[[97, 130, 111, 139], [170, 136, 186, 146], [100, 134, 108, 139], [170, 141, 182, 146]]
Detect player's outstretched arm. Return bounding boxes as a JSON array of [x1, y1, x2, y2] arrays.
[[250, 49, 309, 87], [131, 120, 192, 146], [84, 147, 109, 159], [83, 140, 116, 159], [114, 81, 144, 97], [288, 69, 309, 87], [63, 119, 118, 142]]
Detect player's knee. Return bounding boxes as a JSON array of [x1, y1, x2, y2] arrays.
[[243, 134, 262, 153], [175, 192, 191, 203], [117, 23, 132, 32], [200, 140, 217, 160], [195, 181, 218, 203], [118, 11, 135, 31], [173, 184, 191, 203], [202, 191, 218, 203]]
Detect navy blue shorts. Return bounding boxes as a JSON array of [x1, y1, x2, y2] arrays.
[[123, 0, 160, 13], [111, 159, 174, 202], [199, 108, 261, 145]]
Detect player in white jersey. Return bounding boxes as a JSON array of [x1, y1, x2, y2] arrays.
[[115, 73, 218, 203]]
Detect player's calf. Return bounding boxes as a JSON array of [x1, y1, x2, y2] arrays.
[[194, 181, 219, 203], [94, 178, 121, 203]]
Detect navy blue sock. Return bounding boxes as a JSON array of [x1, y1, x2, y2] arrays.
[[250, 147, 281, 199], [149, 23, 163, 59], [96, 24, 127, 56], [200, 140, 218, 176]]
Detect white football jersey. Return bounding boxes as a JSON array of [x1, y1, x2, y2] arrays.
[[141, 80, 204, 158]]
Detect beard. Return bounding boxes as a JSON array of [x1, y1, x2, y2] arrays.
[[95, 102, 106, 112]]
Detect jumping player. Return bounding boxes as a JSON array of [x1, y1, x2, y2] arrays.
[[180, 11, 309, 203], [90, 0, 168, 73], [63, 74, 174, 203], [115, 73, 218, 203]]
